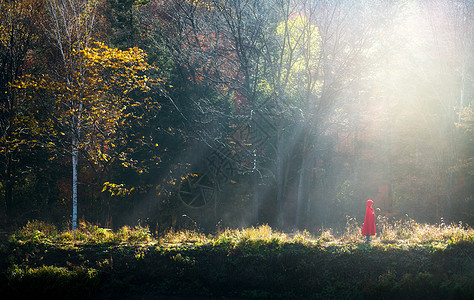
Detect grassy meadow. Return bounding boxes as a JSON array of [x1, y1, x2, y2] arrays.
[[1, 218, 473, 299]]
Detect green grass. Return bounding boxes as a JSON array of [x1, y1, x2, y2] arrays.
[[1, 220, 474, 299]]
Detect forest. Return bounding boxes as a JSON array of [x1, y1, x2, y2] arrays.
[[0, 0, 473, 233], [1, 0, 474, 299]]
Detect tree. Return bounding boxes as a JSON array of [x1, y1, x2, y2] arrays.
[[0, 0, 43, 218], [15, 40, 158, 230], [129, 0, 474, 229], [105, 0, 146, 49], [138, 0, 400, 229], [272, 0, 399, 229]]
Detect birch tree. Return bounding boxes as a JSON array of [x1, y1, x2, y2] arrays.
[[45, 0, 100, 230], [16, 40, 157, 230], [14, 0, 159, 230]]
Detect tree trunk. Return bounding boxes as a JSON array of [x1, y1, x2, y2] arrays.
[[276, 126, 285, 227], [295, 149, 307, 230], [352, 120, 360, 215], [252, 172, 259, 224], [3, 151, 13, 218], [305, 153, 315, 226], [72, 136, 78, 230]]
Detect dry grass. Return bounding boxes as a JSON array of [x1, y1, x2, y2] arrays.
[[11, 218, 474, 250], [160, 228, 208, 245], [5, 218, 474, 300], [330, 215, 474, 249], [375, 216, 474, 247]]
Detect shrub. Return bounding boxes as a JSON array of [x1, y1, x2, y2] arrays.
[[375, 217, 474, 248], [160, 228, 208, 245], [292, 230, 316, 246], [117, 225, 153, 245], [6, 265, 99, 299], [11, 220, 58, 244], [210, 225, 288, 249]]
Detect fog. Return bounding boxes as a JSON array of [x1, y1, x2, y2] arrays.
[[125, 0, 473, 233]]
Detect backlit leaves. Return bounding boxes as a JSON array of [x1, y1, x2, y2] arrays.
[[13, 41, 164, 169], [275, 16, 322, 99]]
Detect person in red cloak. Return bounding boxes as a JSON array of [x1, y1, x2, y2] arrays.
[[362, 199, 376, 243]]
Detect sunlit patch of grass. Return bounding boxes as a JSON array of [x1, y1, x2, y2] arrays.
[[116, 225, 153, 245], [7, 218, 474, 251], [373, 216, 474, 249], [11, 220, 58, 244], [210, 228, 241, 247], [210, 225, 288, 249], [160, 228, 209, 246], [58, 223, 154, 246], [10, 220, 155, 247], [292, 230, 316, 246], [340, 216, 362, 245], [239, 224, 276, 240], [278, 215, 474, 251], [157, 220, 473, 251], [236, 224, 288, 249], [75, 221, 117, 243], [53, 221, 121, 245]]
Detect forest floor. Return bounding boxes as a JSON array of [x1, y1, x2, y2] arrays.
[[1, 220, 473, 299]]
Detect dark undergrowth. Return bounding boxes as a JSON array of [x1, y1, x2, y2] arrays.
[[1, 220, 473, 299]]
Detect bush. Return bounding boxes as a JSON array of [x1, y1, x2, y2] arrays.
[[117, 225, 153, 244], [6, 265, 99, 299], [11, 220, 58, 244]]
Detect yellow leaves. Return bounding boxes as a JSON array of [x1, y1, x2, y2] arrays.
[[101, 182, 110, 192], [187, 0, 214, 11], [74, 41, 159, 97], [102, 182, 135, 197], [81, 42, 149, 74], [11, 38, 168, 177]]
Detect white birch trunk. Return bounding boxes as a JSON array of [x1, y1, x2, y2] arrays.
[[72, 137, 78, 230]]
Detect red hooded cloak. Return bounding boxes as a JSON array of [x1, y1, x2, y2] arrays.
[[361, 200, 376, 236]]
